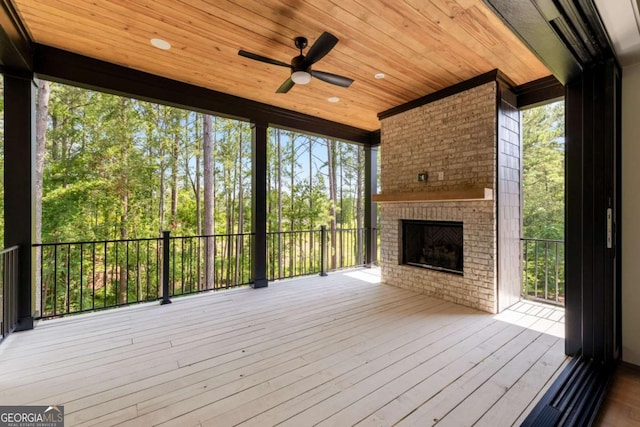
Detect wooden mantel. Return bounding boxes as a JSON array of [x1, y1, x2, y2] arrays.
[[372, 187, 493, 203]]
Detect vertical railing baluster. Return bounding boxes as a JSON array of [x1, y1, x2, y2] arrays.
[[103, 242, 107, 308], [544, 240, 549, 301], [180, 238, 185, 295], [92, 244, 96, 310], [114, 242, 119, 307], [80, 243, 84, 312], [136, 241, 140, 303], [53, 245, 58, 316], [66, 244, 71, 315], [197, 236, 201, 291], [126, 241, 130, 305], [523, 240, 529, 298], [213, 235, 218, 289], [171, 237, 176, 295], [144, 240, 151, 300], [534, 240, 539, 298], [39, 246, 44, 317], [520, 238, 564, 306]]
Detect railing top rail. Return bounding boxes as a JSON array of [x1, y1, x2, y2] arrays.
[[266, 227, 367, 235], [169, 232, 255, 240], [521, 237, 564, 243], [33, 237, 163, 247], [266, 229, 321, 235], [0, 245, 19, 255], [33, 232, 260, 247], [34, 228, 368, 247]]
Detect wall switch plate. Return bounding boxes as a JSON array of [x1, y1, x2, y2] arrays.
[[417, 173, 427, 182], [438, 171, 444, 180]]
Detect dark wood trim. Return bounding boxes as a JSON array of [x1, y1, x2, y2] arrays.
[[378, 69, 512, 120], [33, 44, 376, 146], [0, 0, 33, 70], [369, 129, 381, 146], [3, 73, 35, 331], [514, 75, 564, 108], [251, 121, 268, 288]]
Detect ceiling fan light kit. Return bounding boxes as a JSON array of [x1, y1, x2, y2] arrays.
[[291, 71, 312, 84], [238, 32, 354, 93]]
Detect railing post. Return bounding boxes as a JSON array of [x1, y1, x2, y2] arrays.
[[161, 231, 172, 305], [320, 226, 328, 277]]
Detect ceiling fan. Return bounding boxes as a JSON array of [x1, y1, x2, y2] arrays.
[[238, 32, 354, 93]]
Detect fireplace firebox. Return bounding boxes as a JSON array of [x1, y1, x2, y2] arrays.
[[401, 220, 463, 275]]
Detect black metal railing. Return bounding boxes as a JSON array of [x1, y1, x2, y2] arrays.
[[0, 246, 19, 341], [267, 227, 368, 281], [35, 237, 163, 318], [167, 232, 253, 296], [521, 238, 565, 306], [35, 227, 375, 318], [34, 232, 253, 319], [267, 229, 323, 280]]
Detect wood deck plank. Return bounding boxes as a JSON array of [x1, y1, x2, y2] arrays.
[[0, 268, 567, 427]]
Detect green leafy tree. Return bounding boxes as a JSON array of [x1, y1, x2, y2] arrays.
[[523, 101, 565, 240]]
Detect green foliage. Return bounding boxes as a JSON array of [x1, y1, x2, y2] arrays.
[[522, 101, 565, 240], [29, 81, 369, 311]]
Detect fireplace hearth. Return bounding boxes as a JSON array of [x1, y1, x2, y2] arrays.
[[401, 220, 463, 275]]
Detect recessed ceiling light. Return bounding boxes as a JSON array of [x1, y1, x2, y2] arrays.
[[374, 73, 385, 79], [150, 38, 171, 50], [328, 97, 340, 103]]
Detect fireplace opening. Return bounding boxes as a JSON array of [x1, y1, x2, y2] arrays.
[[401, 220, 463, 275]]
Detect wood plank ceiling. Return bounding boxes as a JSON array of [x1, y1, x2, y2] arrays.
[[13, 0, 550, 131]]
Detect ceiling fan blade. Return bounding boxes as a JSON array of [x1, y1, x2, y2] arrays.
[[238, 50, 291, 68], [276, 77, 295, 93], [311, 70, 354, 88], [303, 32, 339, 66]]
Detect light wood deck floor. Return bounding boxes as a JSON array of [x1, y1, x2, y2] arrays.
[[0, 268, 568, 426]]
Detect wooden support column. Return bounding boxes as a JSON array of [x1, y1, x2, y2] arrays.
[[3, 72, 36, 331], [364, 145, 378, 266], [251, 121, 268, 288]]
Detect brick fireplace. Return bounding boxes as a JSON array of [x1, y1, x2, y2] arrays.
[[376, 75, 522, 314]]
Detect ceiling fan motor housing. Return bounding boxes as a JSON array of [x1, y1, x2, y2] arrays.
[[291, 55, 310, 73]]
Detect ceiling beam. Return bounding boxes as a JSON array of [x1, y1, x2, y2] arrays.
[[0, 0, 33, 71], [514, 75, 564, 108], [33, 44, 376, 146]]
